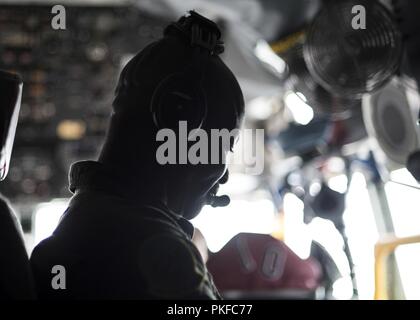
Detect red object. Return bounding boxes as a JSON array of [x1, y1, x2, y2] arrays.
[[207, 233, 321, 293]]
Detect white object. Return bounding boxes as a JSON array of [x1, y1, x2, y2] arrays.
[[362, 78, 420, 173]]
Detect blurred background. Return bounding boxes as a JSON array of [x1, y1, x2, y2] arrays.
[[1, 0, 420, 300]]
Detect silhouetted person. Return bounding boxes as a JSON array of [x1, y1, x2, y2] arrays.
[[30, 12, 244, 299], [0, 70, 36, 299]]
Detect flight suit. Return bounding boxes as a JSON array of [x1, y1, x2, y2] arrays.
[[0, 195, 36, 299], [30, 161, 221, 299]]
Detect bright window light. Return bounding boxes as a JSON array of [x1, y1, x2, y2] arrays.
[[191, 198, 276, 253], [283, 192, 312, 259], [218, 173, 259, 196], [343, 172, 378, 300], [33, 199, 69, 246], [390, 168, 419, 188], [309, 218, 349, 275], [385, 175, 420, 299], [284, 91, 314, 125], [385, 176, 420, 238], [309, 217, 353, 300], [332, 277, 354, 300], [395, 244, 420, 299]]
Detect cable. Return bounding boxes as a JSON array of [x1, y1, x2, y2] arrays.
[[388, 179, 420, 191]]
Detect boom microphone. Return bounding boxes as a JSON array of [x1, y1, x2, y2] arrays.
[[207, 194, 230, 207]]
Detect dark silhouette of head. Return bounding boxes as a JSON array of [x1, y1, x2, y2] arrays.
[[99, 12, 244, 219]]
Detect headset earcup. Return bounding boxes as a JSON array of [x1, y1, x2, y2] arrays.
[[362, 79, 420, 171], [151, 72, 207, 131]]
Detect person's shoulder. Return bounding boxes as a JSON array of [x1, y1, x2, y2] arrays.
[[0, 194, 15, 221], [30, 234, 57, 262], [0, 194, 25, 240], [137, 233, 212, 299]]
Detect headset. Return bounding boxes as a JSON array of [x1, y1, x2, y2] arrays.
[[150, 12, 231, 208], [150, 11, 224, 131]]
